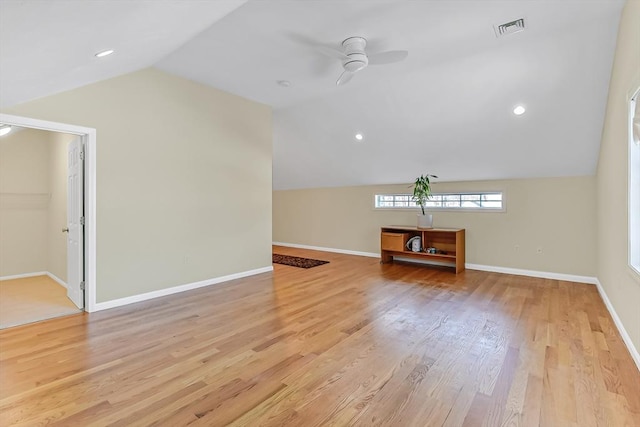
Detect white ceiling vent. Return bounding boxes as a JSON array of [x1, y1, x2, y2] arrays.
[[494, 18, 525, 37]]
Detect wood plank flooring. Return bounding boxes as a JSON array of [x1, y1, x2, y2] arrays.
[[0, 246, 638, 426], [0, 275, 80, 329]]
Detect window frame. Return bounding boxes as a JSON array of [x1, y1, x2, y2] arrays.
[[373, 190, 506, 213], [628, 85, 640, 277]]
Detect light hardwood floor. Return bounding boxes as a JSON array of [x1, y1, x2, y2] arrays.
[[0, 247, 638, 426], [0, 275, 80, 329]]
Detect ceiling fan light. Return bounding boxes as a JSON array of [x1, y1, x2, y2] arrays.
[[344, 59, 367, 73], [513, 105, 526, 115], [329, 36, 408, 86]]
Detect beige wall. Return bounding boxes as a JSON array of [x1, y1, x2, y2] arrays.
[[274, 176, 596, 276], [47, 132, 72, 282], [0, 128, 73, 281], [0, 128, 50, 276], [4, 68, 272, 302], [596, 1, 640, 355]]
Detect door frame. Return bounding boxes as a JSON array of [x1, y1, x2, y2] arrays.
[[0, 113, 97, 312]]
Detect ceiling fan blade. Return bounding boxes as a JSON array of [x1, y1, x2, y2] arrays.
[[368, 50, 408, 65], [285, 33, 349, 62], [317, 46, 349, 60], [336, 70, 354, 86]]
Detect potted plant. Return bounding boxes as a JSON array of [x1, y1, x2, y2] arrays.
[[412, 174, 438, 228]]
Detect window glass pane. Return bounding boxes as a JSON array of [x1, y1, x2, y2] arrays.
[[375, 192, 503, 210], [482, 201, 502, 208], [482, 193, 502, 201], [462, 201, 481, 208]]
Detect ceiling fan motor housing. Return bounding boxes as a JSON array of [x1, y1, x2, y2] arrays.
[[342, 36, 368, 72]]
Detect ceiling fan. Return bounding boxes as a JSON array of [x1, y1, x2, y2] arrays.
[[319, 36, 408, 86]]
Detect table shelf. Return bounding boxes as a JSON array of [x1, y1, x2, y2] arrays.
[[380, 226, 465, 273]]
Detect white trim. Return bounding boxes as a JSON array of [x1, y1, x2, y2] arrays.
[[0, 271, 67, 289], [465, 263, 597, 284], [628, 85, 640, 276], [373, 190, 506, 213], [84, 131, 97, 312], [274, 242, 640, 367], [272, 243, 599, 285], [0, 113, 97, 312], [46, 272, 67, 289], [272, 243, 638, 369], [594, 278, 640, 372], [272, 242, 380, 258], [0, 113, 96, 135], [0, 271, 48, 281], [92, 266, 273, 312]]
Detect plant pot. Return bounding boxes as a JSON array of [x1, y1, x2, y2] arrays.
[[417, 214, 433, 229]]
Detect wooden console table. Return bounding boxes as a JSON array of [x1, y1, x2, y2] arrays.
[[380, 226, 466, 273]]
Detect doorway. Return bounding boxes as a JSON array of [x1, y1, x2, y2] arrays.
[[0, 113, 97, 319], [0, 126, 83, 327]]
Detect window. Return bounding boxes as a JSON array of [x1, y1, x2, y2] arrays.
[[374, 191, 504, 211], [629, 86, 640, 275]]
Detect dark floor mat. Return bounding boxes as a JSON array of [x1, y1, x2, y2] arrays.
[[272, 254, 329, 269]]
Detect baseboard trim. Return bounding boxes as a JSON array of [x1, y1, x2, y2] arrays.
[[0, 271, 48, 281], [277, 243, 638, 367], [0, 271, 68, 289], [272, 242, 380, 258], [594, 278, 640, 372], [465, 263, 597, 285], [91, 266, 273, 312], [46, 272, 67, 289], [272, 242, 598, 284], [0, 270, 69, 289]]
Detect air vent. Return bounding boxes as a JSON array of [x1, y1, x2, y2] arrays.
[[494, 18, 525, 37]]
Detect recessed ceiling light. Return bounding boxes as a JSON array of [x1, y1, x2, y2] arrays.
[[355, 133, 364, 141], [513, 105, 526, 115], [95, 49, 114, 58], [0, 125, 12, 136], [277, 80, 291, 87]]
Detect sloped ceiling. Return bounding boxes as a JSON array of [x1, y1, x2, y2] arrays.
[[1, 0, 625, 190], [0, 0, 247, 108]]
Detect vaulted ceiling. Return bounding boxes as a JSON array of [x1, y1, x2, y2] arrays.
[[0, 0, 625, 189]]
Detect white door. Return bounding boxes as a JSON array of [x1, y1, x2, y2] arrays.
[[66, 137, 84, 309]]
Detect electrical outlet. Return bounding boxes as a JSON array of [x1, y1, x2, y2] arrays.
[[514, 245, 520, 252], [183, 255, 190, 264]]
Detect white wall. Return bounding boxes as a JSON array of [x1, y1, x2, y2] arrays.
[[596, 0, 640, 358], [0, 128, 50, 276], [3, 68, 273, 303], [274, 176, 596, 277]]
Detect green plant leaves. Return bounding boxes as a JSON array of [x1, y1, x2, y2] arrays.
[[412, 174, 437, 215]]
